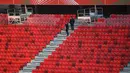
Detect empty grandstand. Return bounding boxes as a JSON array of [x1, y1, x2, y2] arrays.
[[0, 1, 130, 73]]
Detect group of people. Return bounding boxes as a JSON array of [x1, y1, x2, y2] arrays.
[[65, 16, 75, 36]]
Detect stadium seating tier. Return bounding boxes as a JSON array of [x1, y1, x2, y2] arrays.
[[33, 25, 130, 73]]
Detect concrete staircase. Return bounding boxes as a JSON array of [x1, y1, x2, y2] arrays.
[[19, 20, 79, 73], [120, 63, 130, 73]]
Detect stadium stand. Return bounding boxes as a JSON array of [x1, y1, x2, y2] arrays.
[[0, 24, 62, 73], [106, 15, 130, 25], [97, 15, 130, 25], [32, 25, 130, 73], [0, 14, 76, 73], [24, 14, 76, 25], [0, 4, 129, 73]]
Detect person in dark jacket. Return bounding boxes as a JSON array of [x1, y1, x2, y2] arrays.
[[70, 16, 75, 30], [65, 23, 69, 36]]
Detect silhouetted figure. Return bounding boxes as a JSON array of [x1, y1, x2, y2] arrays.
[[65, 23, 69, 36], [70, 16, 75, 30]]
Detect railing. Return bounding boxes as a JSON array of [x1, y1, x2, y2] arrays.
[[77, 7, 103, 17], [7, 6, 33, 24]]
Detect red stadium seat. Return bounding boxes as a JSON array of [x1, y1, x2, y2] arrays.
[[24, 14, 76, 26], [96, 14, 130, 25], [0, 23, 65, 73], [33, 25, 130, 73]]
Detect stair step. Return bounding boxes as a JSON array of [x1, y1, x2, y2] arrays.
[[49, 41, 62, 46], [47, 45, 59, 48], [31, 60, 43, 63], [27, 63, 40, 67], [34, 58, 44, 61], [44, 47, 56, 50], [23, 67, 35, 71], [50, 41, 63, 45], [19, 21, 79, 73], [57, 36, 66, 39], [38, 55, 49, 57], [34, 57, 44, 61], [60, 31, 66, 34], [61, 30, 66, 33], [60, 33, 66, 35], [50, 43, 59, 46], [120, 71, 130, 73], [44, 49, 55, 52], [53, 40, 64, 44], [39, 54, 51, 58], [24, 66, 36, 69], [39, 52, 51, 56], [57, 34, 66, 37], [128, 63, 130, 67], [54, 38, 66, 40], [123, 67, 130, 71], [54, 38, 66, 41], [19, 71, 32, 73]]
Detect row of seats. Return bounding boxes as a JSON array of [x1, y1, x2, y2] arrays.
[[0, 14, 76, 73], [29, 14, 76, 17], [106, 18, 130, 25], [33, 25, 130, 73], [0, 14, 76, 25], [110, 14, 130, 19], [0, 24, 63, 73], [25, 15, 60, 25], [24, 14, 76, 25], [97, 14, 130, 25]]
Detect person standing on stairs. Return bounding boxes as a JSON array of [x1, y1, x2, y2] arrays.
[[65, 22, 69, 36], [70, 16, 75, 30]]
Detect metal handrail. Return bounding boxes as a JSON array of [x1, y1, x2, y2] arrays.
[[77, 7, 103, 17]]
